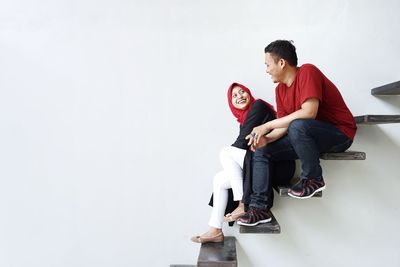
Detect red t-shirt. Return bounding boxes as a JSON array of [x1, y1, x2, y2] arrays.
[[275, 64, 357, 140]]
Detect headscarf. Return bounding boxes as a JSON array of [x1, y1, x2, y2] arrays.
[[227, 82, 276, 125]]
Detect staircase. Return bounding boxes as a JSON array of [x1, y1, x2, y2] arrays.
[[171, 81, 400, 266]]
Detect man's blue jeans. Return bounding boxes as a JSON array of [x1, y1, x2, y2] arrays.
[[251, 119, 353, 209]]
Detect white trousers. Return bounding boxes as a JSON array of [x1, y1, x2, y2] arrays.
[[208, 146, 246, 229]]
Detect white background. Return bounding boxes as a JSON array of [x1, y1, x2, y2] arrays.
[[1, 0, 399, 266]]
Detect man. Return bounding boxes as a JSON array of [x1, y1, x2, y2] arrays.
[[237, 40, 357, 226]]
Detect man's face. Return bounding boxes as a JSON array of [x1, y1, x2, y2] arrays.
[[265, 52, 283, 83]]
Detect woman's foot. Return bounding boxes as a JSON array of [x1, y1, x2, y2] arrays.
[[191, 229, 224, 243], [223, 203, 245, 222]]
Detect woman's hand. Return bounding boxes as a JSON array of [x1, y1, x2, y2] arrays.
[[250, 136, 269, 152]]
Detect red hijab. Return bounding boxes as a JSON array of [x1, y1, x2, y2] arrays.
[[227, 82, 275, 125]]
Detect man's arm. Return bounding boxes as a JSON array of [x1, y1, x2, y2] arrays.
[[266, 97, 319, 129], [265, 127, 288, 142], [249, 127, 288, 151], [247, 98, 319, 146]]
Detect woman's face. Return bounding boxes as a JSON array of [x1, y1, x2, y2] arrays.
[[231, 86, 250, 110]]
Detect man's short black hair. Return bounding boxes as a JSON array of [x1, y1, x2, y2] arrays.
[[264, 40, 298, 67]]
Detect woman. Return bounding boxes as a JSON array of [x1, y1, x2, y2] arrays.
[[191, 82, 277, 243]]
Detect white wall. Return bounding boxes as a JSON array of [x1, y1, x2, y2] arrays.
[[0, 0, 399, 266]]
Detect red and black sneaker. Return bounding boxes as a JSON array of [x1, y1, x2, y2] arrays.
[[237, 207, 271, 226], [288, 177, 326, 199]]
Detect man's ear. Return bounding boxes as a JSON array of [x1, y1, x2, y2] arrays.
[[279, 58, 286, 69]]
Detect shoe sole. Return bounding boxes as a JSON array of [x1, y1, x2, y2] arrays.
[[237, 217, 272, 226], [190, 235, 224, 243], [288, 185, 326, 199]]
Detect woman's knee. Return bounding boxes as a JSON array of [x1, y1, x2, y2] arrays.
[[253, 146, 273, 161], [219, 146, 231, 161], [213, 171, 227, 188]]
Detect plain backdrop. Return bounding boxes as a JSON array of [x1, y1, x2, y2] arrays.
[[1, 0, 400, 266]]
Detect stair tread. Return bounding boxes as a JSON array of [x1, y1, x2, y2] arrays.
[[355, 114, 400, 124], [320, 151, 366, 160], [239, 211, 280, 234], [197, 236, 237, 267], [371, 81, 400, 95]]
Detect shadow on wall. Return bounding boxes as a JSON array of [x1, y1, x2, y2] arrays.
[[235, 240, 254, 267], [373, 95, 400, 110], [355, 124, 400, 156], [353, 124, 400, 203]]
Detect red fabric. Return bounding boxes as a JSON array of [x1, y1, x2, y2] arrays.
[[228, 82, 275, 125], [275, 64, 357, 140]]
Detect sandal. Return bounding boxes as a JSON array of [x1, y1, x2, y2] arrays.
[[190, 232, 224, 243], [223, 211, 246, 222]]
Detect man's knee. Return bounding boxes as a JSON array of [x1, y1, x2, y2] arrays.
[[287, 119, 312, 139]]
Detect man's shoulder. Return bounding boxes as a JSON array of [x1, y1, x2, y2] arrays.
[[297, 63, 324, 80], [299, 63, 320, 72]]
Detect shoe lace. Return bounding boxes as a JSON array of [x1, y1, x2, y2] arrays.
[[248, 208, 258, 215], [249, 207, 267, 216]]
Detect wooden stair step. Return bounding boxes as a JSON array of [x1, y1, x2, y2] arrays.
[[371, 80, 400, 95], [320, 151, 366, 160], [239, 211, 280, 234], [355, 115, 400, 125], [197, 236, 237, 267]]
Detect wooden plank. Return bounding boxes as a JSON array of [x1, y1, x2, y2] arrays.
[[371, 81, 400, 95], [320, 151, 366, 160], [197, 236, 237, 267], [239, 211, 280, 234], [354, 115, 400, 125]]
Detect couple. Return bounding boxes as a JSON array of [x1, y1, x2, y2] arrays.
[[191, 40, 357, 243]]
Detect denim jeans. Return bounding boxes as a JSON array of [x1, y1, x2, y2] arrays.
[[250, 119, 353, 209]]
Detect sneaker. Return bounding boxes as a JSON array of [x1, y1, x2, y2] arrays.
[[237, 207, 271, 226], [288, 177, 326, 199]]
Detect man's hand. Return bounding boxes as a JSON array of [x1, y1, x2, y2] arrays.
[[245, 123, 271, 147]]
